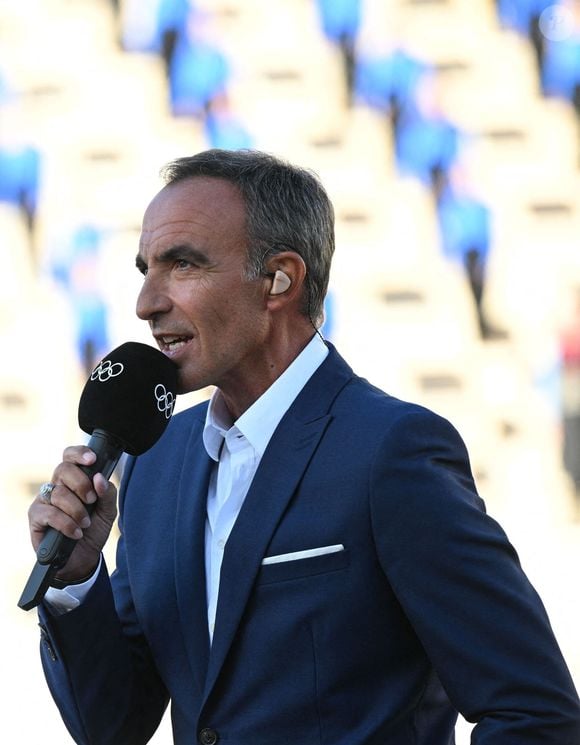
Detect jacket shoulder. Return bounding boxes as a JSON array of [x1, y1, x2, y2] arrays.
[[339, 373, 451, 429]]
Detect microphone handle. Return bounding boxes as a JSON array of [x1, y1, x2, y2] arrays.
[[36, 430, 122, 566], [17, 429, 123, 611]]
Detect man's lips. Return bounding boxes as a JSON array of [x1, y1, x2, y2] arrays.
[[156, 335, 193, 355]]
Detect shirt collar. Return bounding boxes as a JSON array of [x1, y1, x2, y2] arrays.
[[203, 334, 328, 461]]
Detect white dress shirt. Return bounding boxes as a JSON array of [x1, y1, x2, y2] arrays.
[[202, 334, 328, 640], [45, 334, 328, 627]]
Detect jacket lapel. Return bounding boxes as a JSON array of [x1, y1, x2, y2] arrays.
[[174, 412, 212, 694], [203, 345, 353, 698]]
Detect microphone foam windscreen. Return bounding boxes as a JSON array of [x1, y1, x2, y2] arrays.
[[78, 342, 179, 456]]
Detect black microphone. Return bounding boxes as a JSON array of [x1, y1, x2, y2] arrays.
[[18, 342, 178, 611]]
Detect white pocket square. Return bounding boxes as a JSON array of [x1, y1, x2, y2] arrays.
[[262, 544, 344, 566]]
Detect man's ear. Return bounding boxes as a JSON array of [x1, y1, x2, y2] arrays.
[[264, 252, 306, 305]]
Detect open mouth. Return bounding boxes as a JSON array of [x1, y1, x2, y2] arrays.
[[158, 335, 193, 354]]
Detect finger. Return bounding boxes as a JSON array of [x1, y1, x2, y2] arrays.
[[52, 460, 98, 506], [62, 445, 97, 467], [92, 473, 118, 518], [93, 472, 116, 499], [28, 501, 85, 546], [47, 482, 94, 525]]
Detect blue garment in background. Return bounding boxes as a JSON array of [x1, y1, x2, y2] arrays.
[[315, 0, 361, 42], [50, 225, 110, 371], [394, 113, 459, 187], [169, 38, 229, 116], [354, 48, 428, 116], [0, 146, 40, 217], [437, 191, 491, 264], [496, 0, 552, 35], [204, 110, 253, 150], [542, 35, 580, 100]]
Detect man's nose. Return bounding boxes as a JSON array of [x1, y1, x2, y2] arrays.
[[136, 274, 172, 321]]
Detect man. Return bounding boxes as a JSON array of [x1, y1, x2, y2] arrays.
[[29, 149, 580, 744]]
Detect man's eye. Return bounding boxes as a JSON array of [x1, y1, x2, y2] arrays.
[[175, 259, 194, 270]]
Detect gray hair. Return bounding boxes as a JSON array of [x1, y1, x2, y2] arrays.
[[160, 149, 335, 326]]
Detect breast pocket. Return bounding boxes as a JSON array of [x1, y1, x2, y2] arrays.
[[257, 548, 350, 585]]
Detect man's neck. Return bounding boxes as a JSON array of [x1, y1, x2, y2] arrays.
[[218, 330, 319, 420]]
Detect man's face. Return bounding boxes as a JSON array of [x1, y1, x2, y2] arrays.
[[136, 177, 268, 399]]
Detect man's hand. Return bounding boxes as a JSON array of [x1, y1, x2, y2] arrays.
[[28, 446, 118, 583]]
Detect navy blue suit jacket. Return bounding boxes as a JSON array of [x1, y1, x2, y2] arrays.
[[39, 345, 580, 744]]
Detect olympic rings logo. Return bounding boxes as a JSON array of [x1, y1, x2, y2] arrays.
[[90, 360, 124, 382], [155, 384, 175, 419]]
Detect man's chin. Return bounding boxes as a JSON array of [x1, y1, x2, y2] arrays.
[[176, 370, 208, 397]]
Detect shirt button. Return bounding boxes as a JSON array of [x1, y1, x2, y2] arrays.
[[217, 539, 225, 550], [199, 728, 219, 745]]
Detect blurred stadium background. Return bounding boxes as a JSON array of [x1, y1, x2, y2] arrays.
[[1, 0, 580, 742]]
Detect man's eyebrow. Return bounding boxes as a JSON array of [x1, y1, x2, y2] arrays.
[[135, 254, 147, 273], [135, 245, 211, 273]]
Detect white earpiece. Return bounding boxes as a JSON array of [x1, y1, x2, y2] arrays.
[[269, 270, 292, 295]]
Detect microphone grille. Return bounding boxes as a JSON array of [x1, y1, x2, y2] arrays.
[[78, 342, 179, 455]]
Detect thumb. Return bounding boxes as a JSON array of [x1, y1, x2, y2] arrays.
[[93, 472, 118, 518]]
